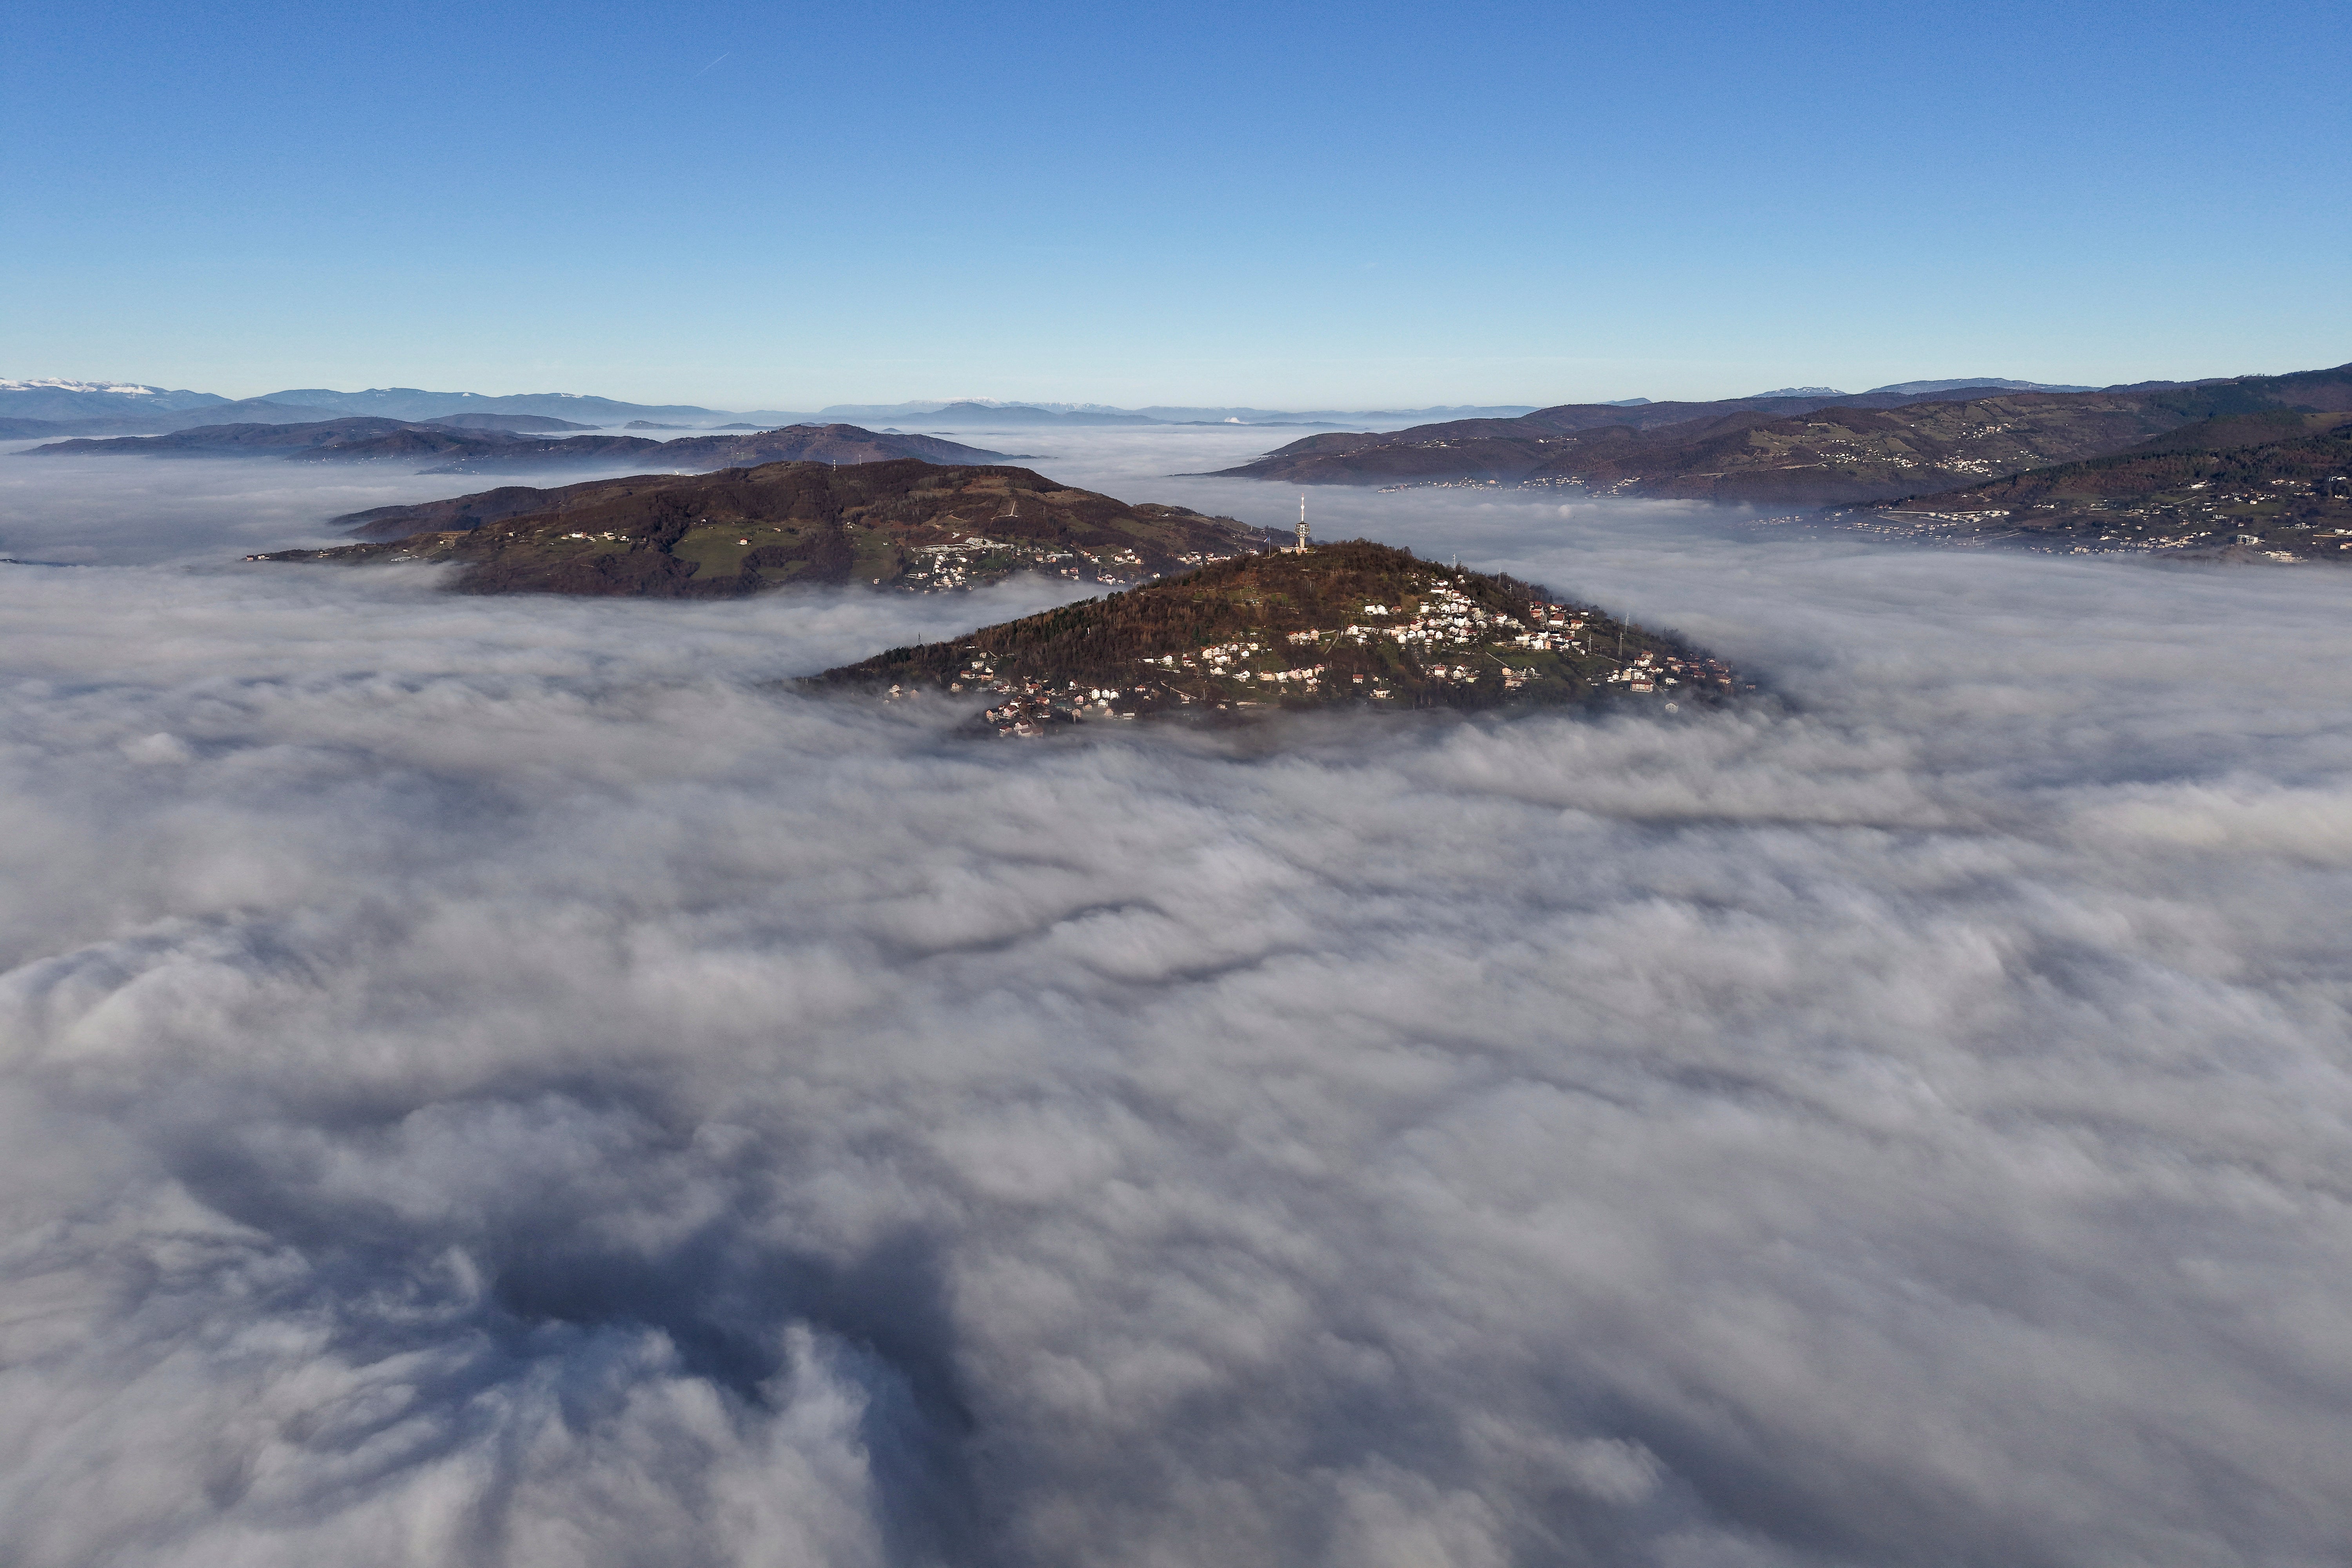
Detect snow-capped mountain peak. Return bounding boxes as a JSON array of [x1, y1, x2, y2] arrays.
[[0, 378, 171, 397]]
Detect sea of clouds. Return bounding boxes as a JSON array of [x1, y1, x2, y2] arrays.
[[2, 429, 2348, 1567]]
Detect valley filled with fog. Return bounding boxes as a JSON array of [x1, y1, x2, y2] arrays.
[[3, 427, 2349, 1567]]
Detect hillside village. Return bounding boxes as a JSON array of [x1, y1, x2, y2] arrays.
[[818, 540, 1744, 735], [1844, 422, 2352, 559]]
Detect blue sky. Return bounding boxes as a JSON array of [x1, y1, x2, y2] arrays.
[[4, 0, 2344, 408]]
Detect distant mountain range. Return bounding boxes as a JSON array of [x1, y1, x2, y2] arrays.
[[0, 379, 236, 416], [0, 381, 350, 436], [256, 387, 807, 424], [912, 402, 1166, 427], [7, 374, 2294, 462], [25, 418, 1009, 474], [1742, 378, 2096, 398], [0, 380, 1557, 437], [1866, 377, 2098, 396], [1207, 365, 2352, 505], [795, 401, 1547, 426], [0, 381, 812, 437]]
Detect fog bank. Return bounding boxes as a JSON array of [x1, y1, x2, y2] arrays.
[[2, 435, 2349, 1566]]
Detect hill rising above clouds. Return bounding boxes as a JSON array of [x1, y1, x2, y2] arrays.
[[809, 540, 1741, 731], [1846, 414, 2352, 559], [27, 419, 1008, 473], [251, 459, 1276, 597], [421, 423, 1009, 474], [1209, 365, 2352, 504]]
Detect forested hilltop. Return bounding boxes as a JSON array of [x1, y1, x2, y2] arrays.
[[250, 459, 1276, 597], [811, 540, 1741, 733], [1208, 365, 2352, 506], [30, 419, 1003, 473], [1846, 414, 2352, 557]]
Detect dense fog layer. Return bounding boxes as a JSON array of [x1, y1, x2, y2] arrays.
[[3, 430, 2349, 1567]]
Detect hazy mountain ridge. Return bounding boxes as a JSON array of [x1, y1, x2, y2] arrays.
[[434, 412, 598, 432], [10, 374, 2145, 442], [0, 380, 232, 418], [916, 402, 1165, 427], [0, 395, 352, 436], [0, 416, 181, 439], [1744, 378, 2096, 397], [1866, 377, 2096, 395], [31, 417, 485, 458], [1210, 365, 2352, 503], [0, 379, 1552, 436], [26, 419, 1009, 474], [250, 388, 1527, 428], [258, 387, 813, 424], [1210, 384, 2102, 470]]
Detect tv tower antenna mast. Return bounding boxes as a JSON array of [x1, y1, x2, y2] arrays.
[[1294, 493, 1311, 553]]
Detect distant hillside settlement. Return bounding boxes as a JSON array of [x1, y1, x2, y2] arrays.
[[1843, 418, 2352, 560], [249, 460, 1277, 597]]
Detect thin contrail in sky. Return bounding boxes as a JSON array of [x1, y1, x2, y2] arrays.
[[691, 53, 729, 76]]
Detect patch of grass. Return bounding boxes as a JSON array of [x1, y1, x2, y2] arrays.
[[671, 523, 799, 577]]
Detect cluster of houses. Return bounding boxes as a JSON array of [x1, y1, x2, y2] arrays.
[[904, 652, 1145, 735], [873, 561, 1742, 738], [1855, 467, 2352, 559], [975, 688, 1131, 736], [1110, 581, 1643, 700], [900, 535, 1080, 591], [1602, 650, 1733, 695], [898, 535, 1164, 592], [1334, 585, 1595, 667]]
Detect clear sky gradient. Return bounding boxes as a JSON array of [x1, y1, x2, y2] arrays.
[[5, 0, 2345, 408]]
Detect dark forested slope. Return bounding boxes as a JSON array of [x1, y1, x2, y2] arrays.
[[1851, 418, 2352, 557], [29, 419, 1006, 472], [252, 460, 1276, 597], [1209, 365, 2352, 505], [811, 540, 1741, 730]]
